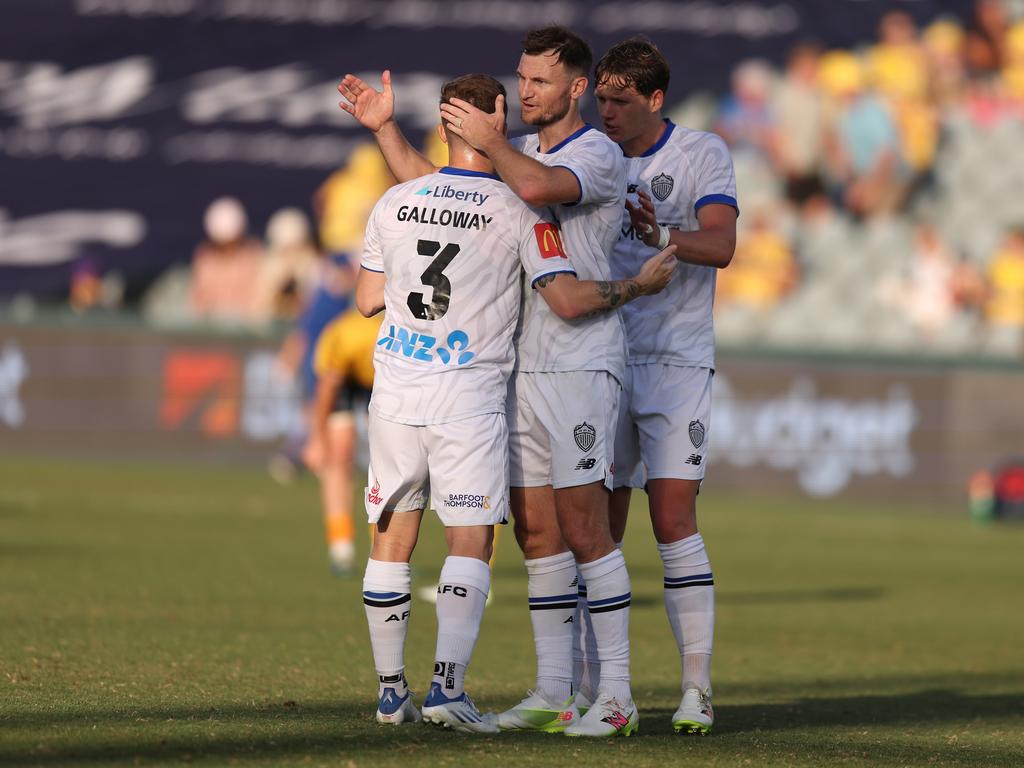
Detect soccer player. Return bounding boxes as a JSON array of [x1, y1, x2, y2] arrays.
[[304, 306, 382, 574], [340, 27, 641, 737], [594, 39, 739, 734], [353, 73, 676, 733]]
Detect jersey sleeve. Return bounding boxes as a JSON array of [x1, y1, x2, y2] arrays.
[[693, 133, 739, 215], [557, 136, 624, 206], [359, 197, 386, 273], [516, 205, 577, 288]]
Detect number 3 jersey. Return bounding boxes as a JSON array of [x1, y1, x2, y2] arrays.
[[611, 121, 738, 369], [361, 166, 576, 426]]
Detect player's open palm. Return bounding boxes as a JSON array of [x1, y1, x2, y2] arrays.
[[637, 245, 678, 295], [338, 70, 394, 132]]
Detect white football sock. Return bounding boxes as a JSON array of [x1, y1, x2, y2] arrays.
[[525, 551, 577, 702], [659, 533, 715, 691], [577, 548, 632, 703], [363, 558, 412, 698], [432, 555, 490, 698]]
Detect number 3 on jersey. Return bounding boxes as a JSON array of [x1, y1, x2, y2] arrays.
[[407, 239, 459, 320]]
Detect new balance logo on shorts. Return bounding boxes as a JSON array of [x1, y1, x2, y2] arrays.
[[685, 454, 702, 466], [575, 458, 597, 470]]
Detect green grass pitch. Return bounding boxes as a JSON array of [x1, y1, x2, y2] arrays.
[[2, 457, 1023, 767]]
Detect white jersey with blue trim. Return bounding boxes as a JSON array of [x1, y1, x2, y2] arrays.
[[361, 166, 575, 426], [511, 125, 628, 382], [610, 121, 738, 369]]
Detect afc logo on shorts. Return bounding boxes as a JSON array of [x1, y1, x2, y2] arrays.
[[573, 422, 596, 452]]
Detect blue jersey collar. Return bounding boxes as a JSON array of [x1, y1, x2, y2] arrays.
[[439, 166, 500, 180], [544, 124, 594, 154], [638, 119, 675, 157]]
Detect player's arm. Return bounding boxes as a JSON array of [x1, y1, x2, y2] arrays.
[[338, 70, 437, 183], [627, 191, 737, 269], [440, 96, 581, 207], [536, 245, 678, 320], [355, 267, 386, 317]]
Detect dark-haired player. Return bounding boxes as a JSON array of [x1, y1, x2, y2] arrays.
[[594, 38, 739, 734]]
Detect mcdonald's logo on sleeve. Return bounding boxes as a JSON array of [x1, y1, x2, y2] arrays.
[[534, 222, 567, 259]]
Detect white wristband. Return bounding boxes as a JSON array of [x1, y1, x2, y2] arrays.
[[657, 225, 671, 250]]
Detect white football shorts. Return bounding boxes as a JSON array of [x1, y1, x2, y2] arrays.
[[509, 370, 619, 490], [364, 410, 510, 527], [614, 364, 713, 487]]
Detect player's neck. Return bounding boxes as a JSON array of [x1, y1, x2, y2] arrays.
[[536, 105, 586, 153], [620, 115, 668, 158], [446, 145, 496, 176]]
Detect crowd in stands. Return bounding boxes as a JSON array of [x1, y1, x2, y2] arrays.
[[706, 0, 1024, 356], [60, 0, 1022, 360]]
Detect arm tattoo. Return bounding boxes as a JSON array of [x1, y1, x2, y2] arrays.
[[535, 273, 558, 288]]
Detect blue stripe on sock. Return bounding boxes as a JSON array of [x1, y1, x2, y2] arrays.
[[363, 591, 405, 599], [664, 573, 713, 584], [588, 592, 632, 608]]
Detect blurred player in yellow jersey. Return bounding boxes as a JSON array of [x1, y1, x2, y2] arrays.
[[305, 307, 383, 574]]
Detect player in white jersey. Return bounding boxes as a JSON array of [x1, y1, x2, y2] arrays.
[[340, 27, 640, 737], [352, 73, 677, 735], [594, 39, 739, 734]]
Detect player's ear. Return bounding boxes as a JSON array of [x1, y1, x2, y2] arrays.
[[570, 75, 588, 101], [650, 89, 665, 113], [436, 123, 448, 145]]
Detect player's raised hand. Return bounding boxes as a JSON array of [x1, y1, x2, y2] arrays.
[[338, 70, 394, 132], [439, 96, 504, 150], [636, 245, 678, 295], [625, 190, 661, 248]]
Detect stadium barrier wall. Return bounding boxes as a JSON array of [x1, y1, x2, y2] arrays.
[[2, 321, 1021, 510]]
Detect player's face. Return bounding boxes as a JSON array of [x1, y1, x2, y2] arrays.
[[516, 52, 579, 127], [595, 78, 660, 145]]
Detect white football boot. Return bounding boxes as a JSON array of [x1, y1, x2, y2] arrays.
[[563, 692, 638, 737], [672, 682, 713, 734]]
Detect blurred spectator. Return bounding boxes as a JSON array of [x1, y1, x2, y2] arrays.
[[315, 142, 395, 256], [715, 59, 778, 162], [717, 205, 798, 311], [255, 208, 321, 324], [189, 197, 264, 325], [1001, 21, 1024, 106], [923, 18, 968, 107], [820, 50, 907, 217], [68, 256, 124, 315], [985, 227, 1024, 329], [868, 12, 940, 187], [878, 224, 958, 336], [965, 0, 1011, 77], [773, 43, 826, 204]]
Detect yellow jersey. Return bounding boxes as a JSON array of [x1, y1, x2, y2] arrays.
[[313, 309, 383, 390]]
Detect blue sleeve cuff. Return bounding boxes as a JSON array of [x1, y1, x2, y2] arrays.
[[553, 165, 583, 206], [531, 269, 576, 287], [695, 194, 739, 216]]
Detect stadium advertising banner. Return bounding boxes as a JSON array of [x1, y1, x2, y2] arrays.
[[3, 322, 1022, 509], [0, 0, 971, 299]]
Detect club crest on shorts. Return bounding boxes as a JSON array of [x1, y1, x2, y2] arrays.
[[651, 173, 674, 201], [573, 422, 596, 453], [688, 419, 706, 449]]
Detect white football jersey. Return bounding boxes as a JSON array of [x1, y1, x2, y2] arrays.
[[610, 121, 738, 368], [512, 125, 628, 382], [362, 167, 575, 426]]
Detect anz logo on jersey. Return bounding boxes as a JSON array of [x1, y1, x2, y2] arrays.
[[377, 324, 475, 366]]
